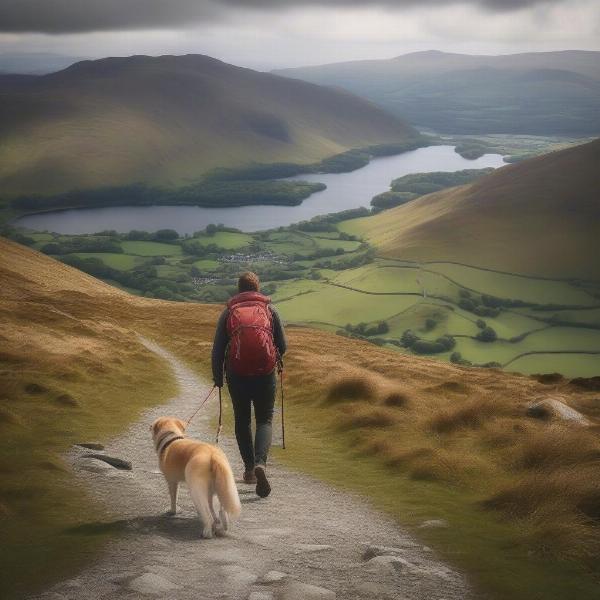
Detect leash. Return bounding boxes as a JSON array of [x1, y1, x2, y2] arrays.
[[278, 362, 286, 450], [185, 384, 217, 428]]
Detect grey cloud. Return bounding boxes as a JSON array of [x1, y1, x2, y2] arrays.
[[0, 0, 563, 34]]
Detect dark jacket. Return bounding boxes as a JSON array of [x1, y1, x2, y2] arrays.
[[211, 295, 287, 387]]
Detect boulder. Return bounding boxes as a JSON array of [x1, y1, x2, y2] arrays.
[[526, 397, 590, 426]]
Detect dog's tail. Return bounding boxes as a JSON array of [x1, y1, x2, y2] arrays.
[[212, 453, 241, 519]]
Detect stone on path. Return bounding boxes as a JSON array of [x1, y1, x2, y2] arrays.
[[83, 453, 132, 470], [221, 565, 258, 588], [76, 457, 114, 474], [259, 570, 288, 583], [363, 544, 407, 560], [294, 544, 333, 553], [248, 592, 274, 600], [75, 442, 105, 451], [364, 555, 413, 575], [419, 519, 449, 529], [281, 581, 336, 600], [128, 572, 180, 594]]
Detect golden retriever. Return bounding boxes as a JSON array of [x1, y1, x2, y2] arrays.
[[151, 416, 241, 538]]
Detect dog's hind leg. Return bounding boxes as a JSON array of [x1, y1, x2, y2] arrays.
[[219, 507, 230, 533], [188, 480, 214, 538], [166, 480, 178, 516], [210, 493, 226, 537]]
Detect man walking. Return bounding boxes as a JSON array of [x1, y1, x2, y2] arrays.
[[211, 272, 287, 498]]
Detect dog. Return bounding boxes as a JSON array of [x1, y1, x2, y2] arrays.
[[151, 416, 241, 538]]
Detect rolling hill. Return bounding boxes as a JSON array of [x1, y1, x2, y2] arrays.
[[274, 50, 600, 135], [342, 138, 600, 279], [0, 54, 417, 199]]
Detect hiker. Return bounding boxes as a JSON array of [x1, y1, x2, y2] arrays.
[[211, 271, 287, 498]]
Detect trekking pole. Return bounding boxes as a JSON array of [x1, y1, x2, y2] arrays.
[[216, 386, 223, 445], [279, 365, 286, 450]]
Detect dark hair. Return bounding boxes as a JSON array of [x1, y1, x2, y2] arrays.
[[238, 272, 260, 292]]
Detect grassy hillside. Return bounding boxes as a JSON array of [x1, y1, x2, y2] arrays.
[[0, 54, 416, 199], [274, 50, 600, 135], [341, 138, 600, 279], [2, 236, 600, 599]]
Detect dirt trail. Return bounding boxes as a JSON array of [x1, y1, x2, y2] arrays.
[[32, 340, 475, 600]]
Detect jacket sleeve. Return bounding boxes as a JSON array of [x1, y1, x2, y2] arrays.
[[211, 308, 229, 387], [270, 306, 287, 358]]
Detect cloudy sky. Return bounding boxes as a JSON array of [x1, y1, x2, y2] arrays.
[[0, 0, 598, 70]]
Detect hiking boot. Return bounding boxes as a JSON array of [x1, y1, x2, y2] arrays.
[[243, 470, 257, 484], [254, 464, 271, 498]]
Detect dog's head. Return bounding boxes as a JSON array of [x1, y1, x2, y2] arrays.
[[150, 416, 186, 445]]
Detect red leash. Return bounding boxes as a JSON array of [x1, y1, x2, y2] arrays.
[[185, 384, 217, 429]]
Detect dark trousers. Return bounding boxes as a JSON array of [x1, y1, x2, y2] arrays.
[[227, 371, 276, 471]]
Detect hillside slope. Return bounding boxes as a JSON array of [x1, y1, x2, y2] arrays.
[[2, 237, 600, 600], [275, 50, 600, 135], [343, 138, 600, 279], [0, 54, 416, 198]]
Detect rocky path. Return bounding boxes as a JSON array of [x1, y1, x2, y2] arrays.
[[32, 340, 475, 600]]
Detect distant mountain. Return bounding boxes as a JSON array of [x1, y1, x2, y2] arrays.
[[274, 50, 600, 135], [0, 52, 85, 74], [0, 54, 417, 198], [350, 138, 600, 279]]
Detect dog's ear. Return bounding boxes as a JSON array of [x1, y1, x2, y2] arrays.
[[176, 419, 186, 432]]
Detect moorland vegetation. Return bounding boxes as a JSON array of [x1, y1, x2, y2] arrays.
[[1, 237, 599, 600]]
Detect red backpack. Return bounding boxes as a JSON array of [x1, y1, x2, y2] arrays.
[[226, 291, 278, 376]]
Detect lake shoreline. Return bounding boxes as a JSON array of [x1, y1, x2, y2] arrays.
[[13, 145, 506, 235]]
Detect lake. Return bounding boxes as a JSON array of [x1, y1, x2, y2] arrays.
[[15, 145, 505, 234]]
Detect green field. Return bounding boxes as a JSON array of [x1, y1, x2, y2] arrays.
[[188, 231, 253, 250], [72, 253, 141, 270], [193, 259, 219, 271], [11, 217, 600, 377], [120, 241, 183, 256]]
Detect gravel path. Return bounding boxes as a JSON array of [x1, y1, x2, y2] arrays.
[[32, 339, 475, 600]]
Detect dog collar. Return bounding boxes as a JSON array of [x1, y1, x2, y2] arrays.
[[155, 431, 185, 456]]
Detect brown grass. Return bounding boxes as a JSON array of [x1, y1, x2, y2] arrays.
[[514, 426, 600, 471], [325, 371, 378, 403], [381, 390, 410, 407], [338, 403, 398, 429], [427, 396, 511, 434]]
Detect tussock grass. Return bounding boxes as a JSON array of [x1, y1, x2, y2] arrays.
[[381, 390, 410, 407], [514, 426, 600, 471], [338, 403, 398, 429], [427, 396, 511, 434], [325, 370, 379, 403]]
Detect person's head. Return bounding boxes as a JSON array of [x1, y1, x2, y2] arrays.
[[238, 271, 260, 293]]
